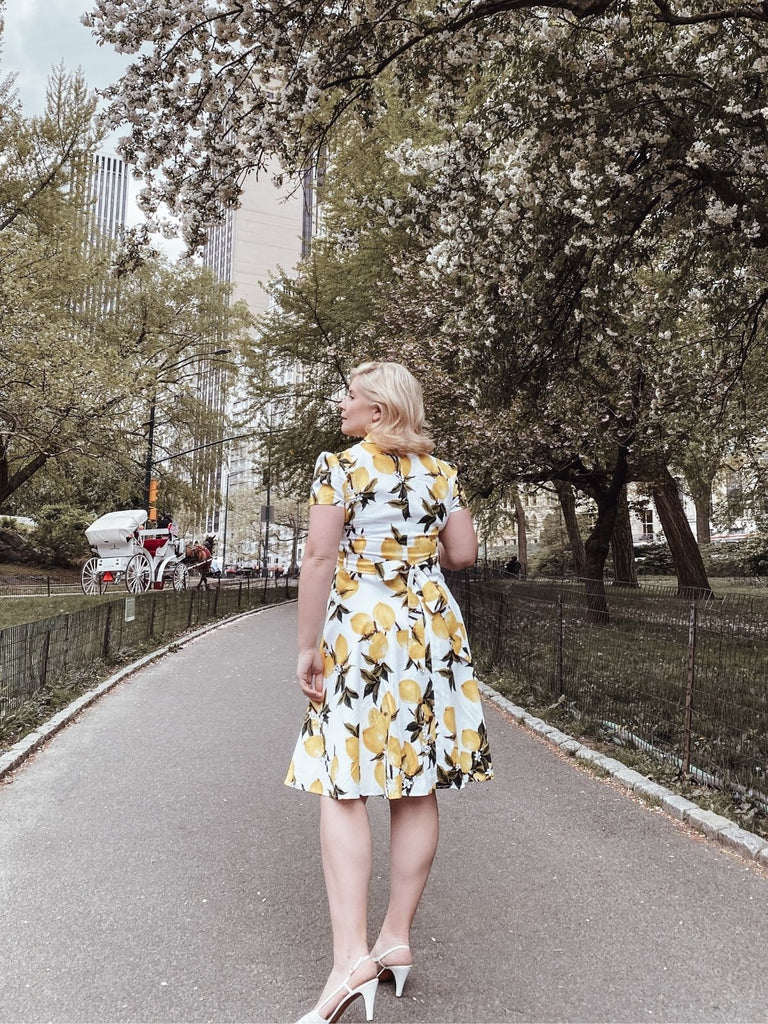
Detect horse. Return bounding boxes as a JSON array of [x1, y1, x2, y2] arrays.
[[185, 541, 213, 589]]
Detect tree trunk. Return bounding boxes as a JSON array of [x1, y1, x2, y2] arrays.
[[554, 480, 586, 578], [512, 486, 528, 577], [687, 478, 713, 546], [652, 467, 714, 598], [610, 486, 639, 587], [582, 495, 620, 625]]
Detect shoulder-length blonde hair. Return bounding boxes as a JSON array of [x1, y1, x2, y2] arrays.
[[351, 361, 434, 455]]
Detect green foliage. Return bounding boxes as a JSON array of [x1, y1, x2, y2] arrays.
[[529, 543, 576, 578], [634, 543, 676, 576], [701, 537, 768, 578], [32, 504, 93, 567]]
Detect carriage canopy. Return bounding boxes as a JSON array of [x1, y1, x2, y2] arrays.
[[85, 509, 147, 547]]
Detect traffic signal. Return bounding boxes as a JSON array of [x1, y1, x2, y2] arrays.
[[148, 478, 159, 505]]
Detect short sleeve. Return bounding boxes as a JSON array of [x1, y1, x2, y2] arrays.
[[309, 451, 346, 507], [448, 465, 468, 516]]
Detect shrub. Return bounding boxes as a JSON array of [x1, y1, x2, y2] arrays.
[[33, 505, 93, 567]]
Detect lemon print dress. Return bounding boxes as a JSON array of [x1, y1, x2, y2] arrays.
[[285, 437, 494, 800]]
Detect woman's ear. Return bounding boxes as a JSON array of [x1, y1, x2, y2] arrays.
[[371, 405, 382, 422]]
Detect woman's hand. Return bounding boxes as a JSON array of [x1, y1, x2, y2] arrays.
[[297, 647, 325, 703]]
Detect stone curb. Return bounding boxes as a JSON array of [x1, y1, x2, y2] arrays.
[[479, 682, 768, 868], [0, 603, 286, 783]]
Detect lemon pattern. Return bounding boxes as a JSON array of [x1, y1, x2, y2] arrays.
[[285, 437, 494, 800]]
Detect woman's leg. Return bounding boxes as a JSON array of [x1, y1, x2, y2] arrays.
[[372, 792, 439, 961], [313, 796, 377, 1012]]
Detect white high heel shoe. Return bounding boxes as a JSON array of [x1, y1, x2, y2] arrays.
[[296, 954, 379, 1024], [374, 945, 413, 998]]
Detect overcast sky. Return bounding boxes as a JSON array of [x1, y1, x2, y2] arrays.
[[2, 1, 186, 250], [2, 0, 126, 114]]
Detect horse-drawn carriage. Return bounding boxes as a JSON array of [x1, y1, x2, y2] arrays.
[[81, 509, 190, 595]]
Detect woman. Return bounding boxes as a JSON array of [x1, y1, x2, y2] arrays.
[[286, 361, 493, 1024]]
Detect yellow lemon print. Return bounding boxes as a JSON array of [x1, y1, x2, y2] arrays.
[[374, 760, 387, 791], [421, 579, 440, 604], [330, 755, 339, 783], [304, 735, 325, 758], [407, 535, 436, 564], [334, 634, 349, 662], [402, 742, 420, 776], [460, 751, 473, 774], [408, 636, 426, 661], [351, 466, 371, 491], [444, 706, 457, 735], [363, 708, 389, 754], [315, 483, 336, 504], [418, 454, 437, 472], [430, 612, 451, 639], [385, 576, 408, 596], [351, 612, 376, 636], [390, 775, 403, 799], [445, 609, 460, 634], [351, 536, 367, 554], [399, 455, 412, 476], [396, 629, 409, 648], [387, 735, 402, 767], [356, 557, 377, 574], [373, 452, 398, 474], [461, 728, 482, 751], [322, 649, 335, 678], [431, 474, 449, 499], [381, 690, 397, 719], [369, 631, 389, 662], [399, 678, 422, 703], [381, 536, 404, 560], [335, 570, 359, 599], [461, 679, 481, 702], [285, 760, 296, 784], [309, 779, 324, 794], [373, 602, 396, 630]]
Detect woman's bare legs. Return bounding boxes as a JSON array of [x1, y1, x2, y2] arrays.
[[372, 792, 439, 964], [313, 796, 377, 1015]]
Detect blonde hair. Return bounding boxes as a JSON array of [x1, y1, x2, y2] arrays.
[[351, 361, 434, 455]]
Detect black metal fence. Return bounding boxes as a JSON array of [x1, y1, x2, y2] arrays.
[[0, 577, 297, 718], [449, 575, 768, 807]]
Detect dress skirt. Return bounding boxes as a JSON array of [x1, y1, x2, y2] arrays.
[[285, 557, 494, 800]]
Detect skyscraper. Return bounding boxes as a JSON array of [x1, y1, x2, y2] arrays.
[[203, 165, 315, 569], [88, 153, 129, 243]]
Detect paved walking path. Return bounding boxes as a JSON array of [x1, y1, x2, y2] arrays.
[[1, 603, 767, 1024]]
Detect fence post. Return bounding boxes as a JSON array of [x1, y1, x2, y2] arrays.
[[555, 594, 564, 697], [40, 629, 51, 687], [101, 604, 113, 661], [148, 593, 157, 640], [681, 601, 697, 776]]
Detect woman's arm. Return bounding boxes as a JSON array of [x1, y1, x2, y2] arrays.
[[296, 503, 346, 702], [438, 508, 478, 571]]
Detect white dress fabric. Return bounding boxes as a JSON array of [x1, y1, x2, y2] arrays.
[[285, 437, 494, 800]]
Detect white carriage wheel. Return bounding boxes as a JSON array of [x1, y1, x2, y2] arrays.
[[125, 551, 152, 593], [172, 562, 189, 591], [81, 557, 105, 595]]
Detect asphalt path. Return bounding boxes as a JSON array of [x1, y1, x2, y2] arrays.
[[1, 602, 767, 1024]]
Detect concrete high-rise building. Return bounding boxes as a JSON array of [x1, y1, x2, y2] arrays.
[[203, 165, 319, 570], [87, 153, 129, 243]]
